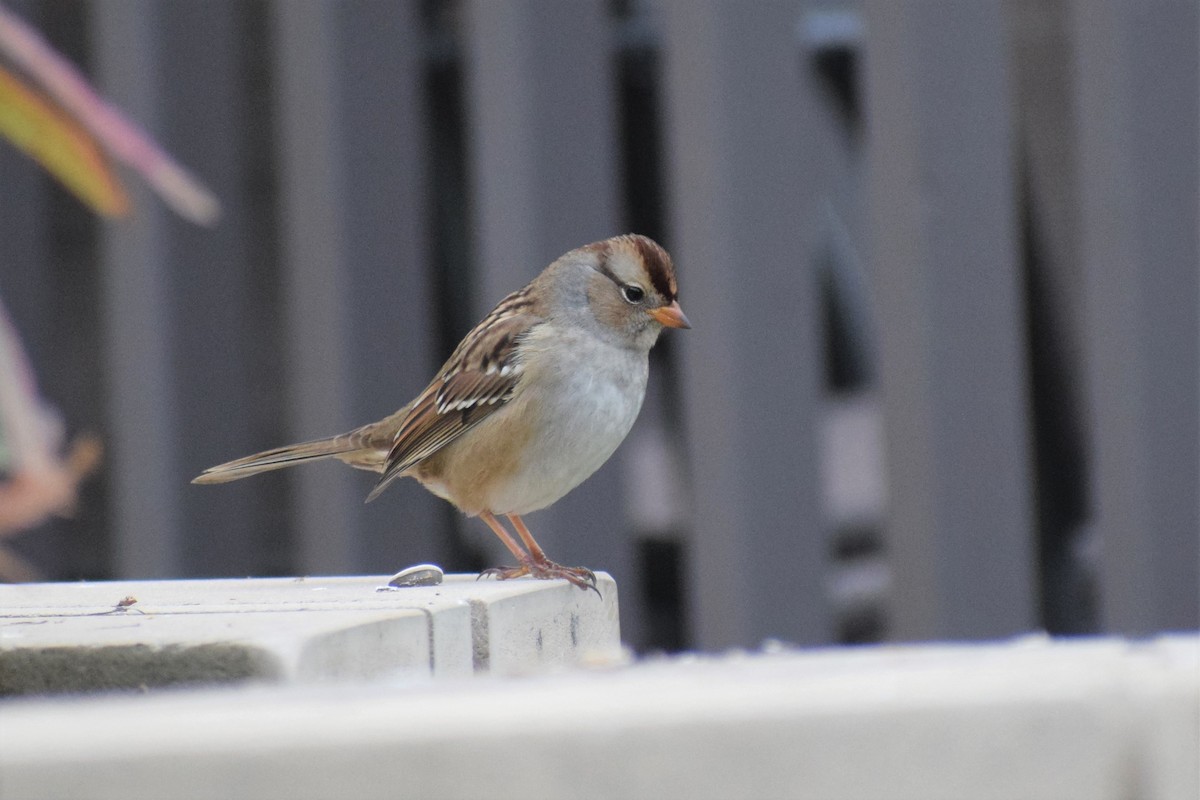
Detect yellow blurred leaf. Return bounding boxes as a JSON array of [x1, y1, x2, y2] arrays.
[[0, 65, 128, 216]]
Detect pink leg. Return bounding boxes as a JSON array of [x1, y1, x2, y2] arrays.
[[478, 511, 531, 564], [475, 511, 598, 594]]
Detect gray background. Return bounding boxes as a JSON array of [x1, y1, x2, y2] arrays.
[[0, 0, 1195, 652]]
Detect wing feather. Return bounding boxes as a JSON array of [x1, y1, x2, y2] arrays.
[[365, 293, 539, 501]]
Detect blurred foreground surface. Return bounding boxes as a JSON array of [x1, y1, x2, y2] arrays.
[[0, 599, 1194, 800]]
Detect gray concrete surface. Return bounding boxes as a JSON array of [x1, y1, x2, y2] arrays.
[[0, 634, 1194, 800], [0, 574, 621, 693]]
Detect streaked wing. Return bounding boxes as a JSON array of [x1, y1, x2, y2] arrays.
[[366, 290, 539, 501]]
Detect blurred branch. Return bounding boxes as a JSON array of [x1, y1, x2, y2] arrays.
[[0, 64, 128, 215], [0, 298, 103, 562], [0, 436, 101, 528], [0, 2, 220, 224]]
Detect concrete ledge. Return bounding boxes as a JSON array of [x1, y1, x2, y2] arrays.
[[0, 574, 620, 694], [0, 635, 1194, 800]]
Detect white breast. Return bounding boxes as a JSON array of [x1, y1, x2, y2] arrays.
[[483, 329, 649, 515]]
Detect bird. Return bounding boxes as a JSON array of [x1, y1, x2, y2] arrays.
[[193, 234, 690, 592]]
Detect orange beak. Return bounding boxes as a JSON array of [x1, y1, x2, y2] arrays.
[[649, 300, 691, 329]]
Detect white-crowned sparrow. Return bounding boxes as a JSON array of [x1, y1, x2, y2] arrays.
[[194, 234, 689, 591]]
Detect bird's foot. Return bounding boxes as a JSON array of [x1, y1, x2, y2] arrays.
[[479, 560, 599, 596], [477, 563, 528, 582]]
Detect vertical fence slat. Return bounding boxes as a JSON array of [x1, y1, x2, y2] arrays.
[[272, 0, 360, 573], [864, 0, 1037, 639], [337, 1, 446, 571], [92, 0, 182, 578], [0, 5, 50, 378], [1006, 0, 1095, 634], [462, 0, 639, 635], [1073, 1, 1200, 633], [661, 0, 829, 648], [167, 2, 289, 577], [464, 0, 621, 303]]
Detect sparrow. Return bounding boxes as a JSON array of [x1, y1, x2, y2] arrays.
[[193, 234, 690, 591]]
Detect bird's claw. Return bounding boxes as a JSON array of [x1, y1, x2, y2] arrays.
[[478, 561, 600, 596]]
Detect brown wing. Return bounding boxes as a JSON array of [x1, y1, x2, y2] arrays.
[[365, 291, 539, 501]]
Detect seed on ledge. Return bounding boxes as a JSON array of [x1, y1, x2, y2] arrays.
[[387, 564, 445, 588]]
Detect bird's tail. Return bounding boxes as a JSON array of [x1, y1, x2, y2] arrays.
[[192, 434, 364, 485]]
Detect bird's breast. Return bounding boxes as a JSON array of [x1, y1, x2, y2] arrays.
[[438, 333, 649, 516]]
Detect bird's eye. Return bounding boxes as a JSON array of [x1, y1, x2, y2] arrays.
[[621, 284, 645, 304]]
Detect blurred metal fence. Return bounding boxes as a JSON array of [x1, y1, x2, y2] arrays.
[[0, 0, 1195, 652]]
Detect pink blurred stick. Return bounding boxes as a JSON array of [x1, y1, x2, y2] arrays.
[[0, 2, 220, 224]]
